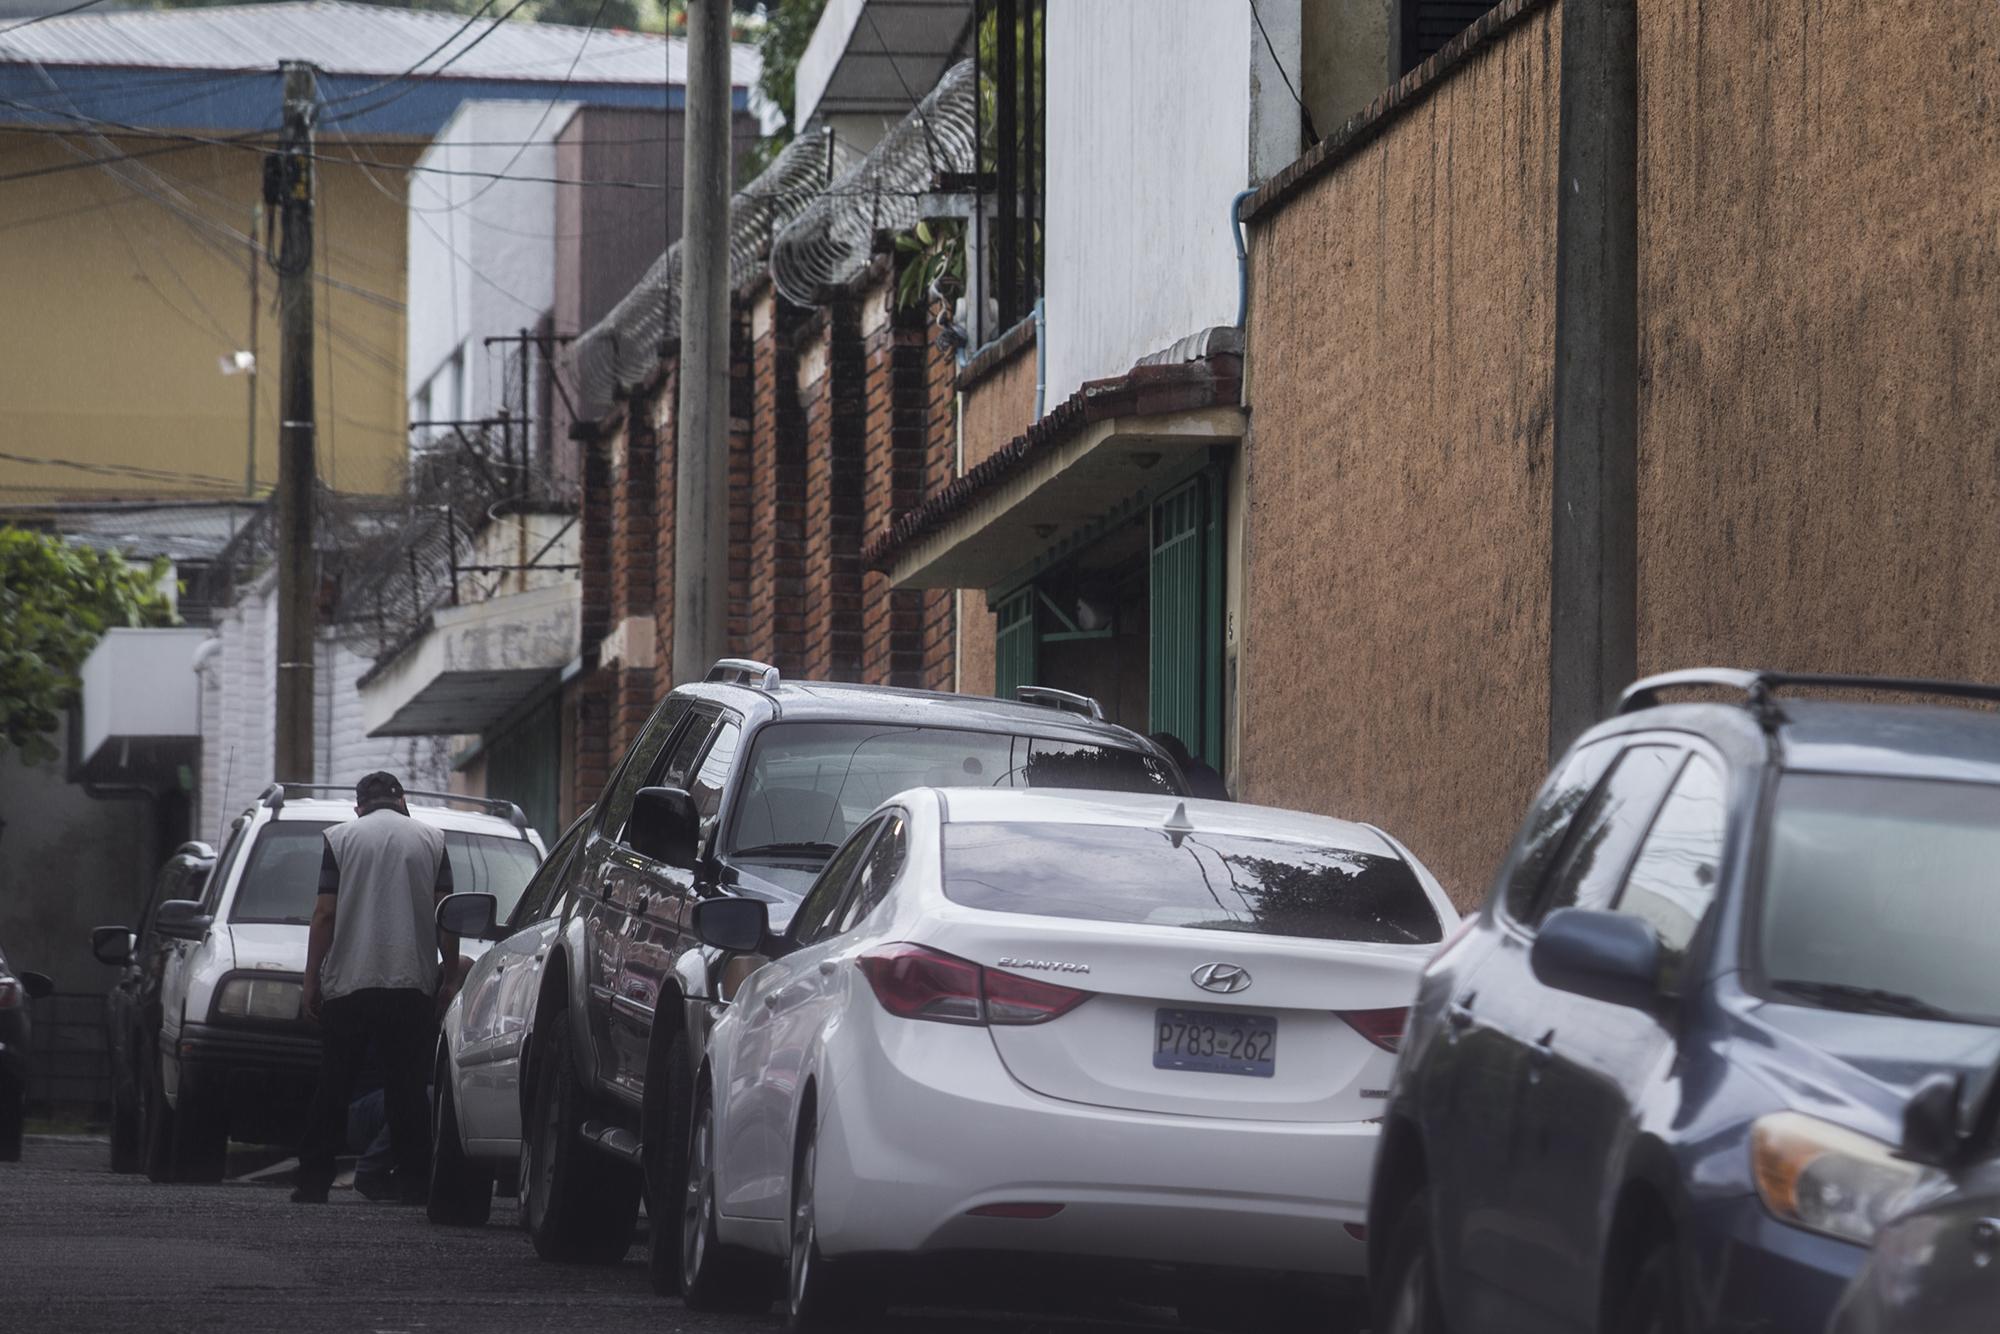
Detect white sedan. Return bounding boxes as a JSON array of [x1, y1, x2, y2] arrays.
[[678, 788, 1459, 1330]]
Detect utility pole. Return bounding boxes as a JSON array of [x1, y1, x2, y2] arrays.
[[244, 204, 260, 497], [271, 60, 318, 783], [671, 0, 732, 685]]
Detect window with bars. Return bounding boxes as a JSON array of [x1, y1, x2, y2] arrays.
[[1400, 0, 1504, 74]]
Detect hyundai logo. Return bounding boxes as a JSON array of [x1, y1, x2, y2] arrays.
[[1192, 962, 1252, 995]]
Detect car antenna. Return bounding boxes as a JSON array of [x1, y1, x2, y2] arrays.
[[1163, 801, 1195, 848]]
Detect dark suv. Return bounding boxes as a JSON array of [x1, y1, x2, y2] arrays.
[[1370, 670, 2000, 1334], [516, 659, 1184, 1290]]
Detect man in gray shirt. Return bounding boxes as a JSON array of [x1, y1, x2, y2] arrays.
[[292, 772, 462, 1204]]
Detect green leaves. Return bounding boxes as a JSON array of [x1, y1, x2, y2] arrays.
[[0, 528, 176, 765], [894, 218, 965, 312]]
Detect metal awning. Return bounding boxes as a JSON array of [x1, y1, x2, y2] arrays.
[[73, 627, 209, 786], [360, 583, 580, 738], [869, 348, 1245, 592], [795, 0, 973, 124]]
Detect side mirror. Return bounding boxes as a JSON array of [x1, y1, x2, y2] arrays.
[[1530, 908, 1663, 1011], [152, 899, 212, 942], [1901, 1071, 1970, 1168], [18, 970, 54, 1001], [436, 892, 499, 941], [630, 786, 701, 868], [691, 896, 770, 954], [91, 926, 135, 966]]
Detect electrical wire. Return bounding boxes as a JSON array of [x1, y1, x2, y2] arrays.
[[1247, 0, 1318, 144], [0, 0, 113, 38], [320, 0, 537, 128], [0, 449, 243, 490], [315, 0, 500, 109]]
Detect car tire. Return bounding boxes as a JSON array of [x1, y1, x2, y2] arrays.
[[0, 1091, 22, 1162], [1611, 1238, 1686, 1334], [167, 1070, 227, 1183], [141, 1055, 175, 1183], [1176, 1276, 1361, 1333], [680, 1089, 770, 1313], [785, 1113, 879, 1332], [522, 1017, 638, 1264], [644, 1026, 694, 1297], [427, 1068, 494, 1227], [1377, 1190, 1449, 1334], [108, 1066, 142, 1174]]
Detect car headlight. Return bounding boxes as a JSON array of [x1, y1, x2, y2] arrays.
[[1751, 1112, 1923, 1245], [214, 977, 303, 1022]]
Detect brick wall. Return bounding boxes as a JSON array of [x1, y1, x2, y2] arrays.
[[921, 319, 958, 691], [747, 284, 810, 675], [728, 302, 755, 655], [650, 363, 678, 678], [858, 276, 936, 687], [605, 407, 659, 760], [798, 302, 867, 680]]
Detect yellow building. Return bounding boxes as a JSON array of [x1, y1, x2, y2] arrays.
[[0, 0, 687, 502]]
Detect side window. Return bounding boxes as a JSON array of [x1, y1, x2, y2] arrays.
[[835, 811, 907, 935], [1531, 745, 1683, 923], [790, 817, 884, 947], [599, 699, 691, 842], [510, 814, 590, 928], [1503, 743, 1619, 922], [658, 709, 720, 791], [1614, 755, 1728, 988], [687, 718, 742, 820], [202, 818, 252, 913]]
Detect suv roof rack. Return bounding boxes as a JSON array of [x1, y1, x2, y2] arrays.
[[708, 657, 780, 690], [1015, 685, 1105, 721], [261, 782, 530, 836], [1618, 669, 2000, 728]]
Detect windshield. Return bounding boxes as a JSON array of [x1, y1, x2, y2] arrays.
[[1759, 774, 2000, 1026], [942, 822, 1442, 945], [229, 822, 542, 925], [727, 722, 1178, 859]]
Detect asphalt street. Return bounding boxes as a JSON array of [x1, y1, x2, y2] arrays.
[[0, 1137, 1190, 1334]]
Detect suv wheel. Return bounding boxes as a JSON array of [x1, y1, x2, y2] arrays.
[[680, 1089, 769, 1312], [167, 1070, 227, 1183], [108, 1057, 142, 1173], [644, 1027, 694, 1296], [427, 1066, 493, 1227], [141, 1055, 175, 1183], [1611, 1238, 1686, 1334], [1379, 1191, 1448, 1334], [522, 1017, 638, 1263], [0, 1088, 22, 1162]]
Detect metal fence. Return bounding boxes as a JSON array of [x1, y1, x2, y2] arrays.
[[26, 992, 110, 1122]]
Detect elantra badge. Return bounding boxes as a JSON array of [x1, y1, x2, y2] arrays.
[[1192, 962, 1252, 994]]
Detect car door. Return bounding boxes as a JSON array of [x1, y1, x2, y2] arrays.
[[1423, 740, 1618, 1330], [109, 857, 181, 1106], [458, 812, 589, 1144], [1474, 741, 1687, 1332], [160, 818, 248, 1096], [574, 698, 689, 1096], [719, 815, 887, 1221], [1508, 747, 1731, 1330]]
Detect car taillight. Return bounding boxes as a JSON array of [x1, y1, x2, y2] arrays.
[[0, 980, 20, 1009], [856, 944, 1090, 1027], [1338, 1007, 1408, 1052]]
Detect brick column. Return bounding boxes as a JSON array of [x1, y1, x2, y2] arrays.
[[651, 359, 679, 685], [728, 299, 755, 657], [606, 401, 659, 759], [859, 276, 936, 687], [922, 321, 958, 691], [799, 303, 866, 681], [748, 284, 810, 676]]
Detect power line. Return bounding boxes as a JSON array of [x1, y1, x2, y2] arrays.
[[321, 0, 537, 127], [0, 0, 113, 37], [1247, 0, 1318, 145], [316, 0, 500, 109]]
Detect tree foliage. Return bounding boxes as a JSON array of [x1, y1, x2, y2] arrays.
[[0, 529, 176, 767], [741, 0, 826, 171]]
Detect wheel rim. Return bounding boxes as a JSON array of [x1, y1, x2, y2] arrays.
[[1389, 1248, 1428, 1334], [789, 1134, 816, 1314], [682, 1103, 712, 1283], [529, 1049, 561, 1224]]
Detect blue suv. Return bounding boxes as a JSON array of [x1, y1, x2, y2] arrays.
[[1369, 669, 2000, 1334]]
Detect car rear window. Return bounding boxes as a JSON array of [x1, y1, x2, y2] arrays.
[[942, 822, 1442, 945], [230, 822, 542, 924], [1760, 774, 2000, 1026], [728, 723, 1179, 859]]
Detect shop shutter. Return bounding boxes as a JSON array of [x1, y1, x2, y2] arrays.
[[994, 586, 1037, 700], [1149, 481, 1204, 749]]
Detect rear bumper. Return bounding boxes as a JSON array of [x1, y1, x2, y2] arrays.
[[814, 1020, 1375, 1276], [175, 1022, 322, 1138]]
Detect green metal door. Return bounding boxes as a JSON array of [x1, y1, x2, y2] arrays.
[[994, 586, 1037, 699], [484, 695, 561, 845], [1150, 475, 1224, 766]]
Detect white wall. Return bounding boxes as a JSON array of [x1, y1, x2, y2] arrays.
[[1042, 0, 1300, 406], [406, 100, 577, 432]]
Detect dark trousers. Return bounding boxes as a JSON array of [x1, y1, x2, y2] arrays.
[[298, 987, 432, 1193]]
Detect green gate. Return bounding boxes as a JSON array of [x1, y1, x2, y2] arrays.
[[484, 695, 561, 844], [993, 586, 1037, 700], [1149, 475, 1224, 766]]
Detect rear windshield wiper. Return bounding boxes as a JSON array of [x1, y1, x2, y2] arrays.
[[1769, 978, 1957, 1021], [732, 842, 840, 860]]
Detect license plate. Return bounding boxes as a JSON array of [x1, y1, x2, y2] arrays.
[[1154, 1008, 1277, 1078]]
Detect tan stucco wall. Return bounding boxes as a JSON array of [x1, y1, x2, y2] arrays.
[[1240, 5, 1561, 904], [960, 342, 1038, 469], [1303, 0, 1397, 133], [1636, 1, 2000, 681], [0, 133, 415, 501]]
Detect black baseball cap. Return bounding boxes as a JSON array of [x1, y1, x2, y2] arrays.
[[355, 771, 405, 808]]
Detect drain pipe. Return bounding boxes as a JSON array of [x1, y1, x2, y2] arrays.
[[1231, 187, 1258, 328], [1032, 296, 1048, 421]]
